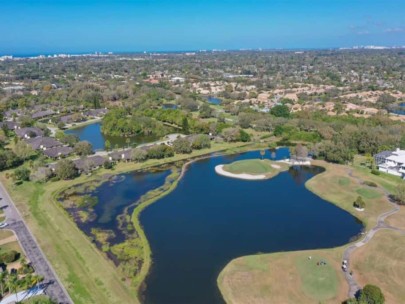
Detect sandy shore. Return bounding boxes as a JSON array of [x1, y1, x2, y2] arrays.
[[215, 165, 267, 180], [278, 159, 311, 165]]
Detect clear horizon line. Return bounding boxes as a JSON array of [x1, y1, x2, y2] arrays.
[[2, 45, 405, 57]]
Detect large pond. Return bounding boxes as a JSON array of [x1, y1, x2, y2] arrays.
[[139, 149, 362, 303], [68, 148, 362, 303], [65, 122, 160, 151]]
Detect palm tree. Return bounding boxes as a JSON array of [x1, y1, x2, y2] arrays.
[[7, 274, 18, 303], [31, 274, 43, 288], [105, 140, 111, 152], [0, 271, 7, 298], [260, 149, 265, 160]]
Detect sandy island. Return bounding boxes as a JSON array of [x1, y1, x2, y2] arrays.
[[215, 165, 268, 180]]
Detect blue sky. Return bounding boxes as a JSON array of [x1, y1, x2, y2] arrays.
[[1, 0, 405, 55]]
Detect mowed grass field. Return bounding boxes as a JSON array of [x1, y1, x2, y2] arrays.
[[223, 159, 289, 178], [295, 255, 338, 301], [218, 249, 347, 304], [386, 205, 405, 230], [306, 160, 394, 229], [219, 159, 404, 303], [351, 229, 405, 304]]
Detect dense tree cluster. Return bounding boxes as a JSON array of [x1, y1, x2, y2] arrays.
[[0, 150, 22, 171], [102, 108, 167, 137], [73, 141, 94, 156], [146, 145, 174, 159], [55, 159, 78, 180]]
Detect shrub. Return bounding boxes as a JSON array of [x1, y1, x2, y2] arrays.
[[0, 250, 19, 263], [270, 104, 290, 118], [353, 196, 366, 209], [55, 159, 78, 180], [191, 134, 211, 149], [239, 129, 251, 142], [14, 167, 31, 181], [364, 181, 378, 188], [371, 169, 380, 175], [147, 145, 174, 159], [131, 149, 148, 162], [103, 161, 113, 169], [395, 181, 405, 205], [173, 137, 192, 154], [74, 141, 94, 156], [359, 284, 385, 304]]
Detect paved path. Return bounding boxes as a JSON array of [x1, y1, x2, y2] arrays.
[[343, 170, 405, 298], [0, 182, 72, 304], [0, 285, 44, 304]]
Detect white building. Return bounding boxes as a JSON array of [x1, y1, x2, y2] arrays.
[[375, 148, 405, 178], [171, 76, 185, 83]]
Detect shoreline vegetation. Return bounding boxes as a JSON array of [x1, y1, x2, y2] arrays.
[[63, 117, 102, 130]]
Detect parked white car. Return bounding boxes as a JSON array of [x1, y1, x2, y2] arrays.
[[0, 222, 8, 228]]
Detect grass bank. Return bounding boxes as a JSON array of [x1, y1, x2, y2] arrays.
[[218, 159, 403, 303], [130, 168, 182, 296]]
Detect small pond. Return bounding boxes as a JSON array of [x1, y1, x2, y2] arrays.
[[207, 96, 222, 105], [162, 103, 178, 109], [389, 103, 405, 115], [65, 122, 160, 151]]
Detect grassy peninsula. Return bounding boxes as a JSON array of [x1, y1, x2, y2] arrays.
[[218, 159, 404, 304]]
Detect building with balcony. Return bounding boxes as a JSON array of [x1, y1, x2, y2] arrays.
[[374, 148, 405, 178]]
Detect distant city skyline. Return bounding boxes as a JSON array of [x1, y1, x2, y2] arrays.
[[1, 0, 405, 55]]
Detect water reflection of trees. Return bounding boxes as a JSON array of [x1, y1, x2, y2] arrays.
[[288, 166, 324, 185]]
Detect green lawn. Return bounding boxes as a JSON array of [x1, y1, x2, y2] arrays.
[[223, 159, 289, 178], [356, 187, 382, 199], [22, 295, 55, 303], [338, 177, 351, 186], [0, 240, 22, 254], [295, 255, 338, 301]]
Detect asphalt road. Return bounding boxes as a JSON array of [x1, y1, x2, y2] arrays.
[[0, 181, 72, 304]]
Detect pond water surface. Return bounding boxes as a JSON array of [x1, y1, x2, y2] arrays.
[[389, 103, 405, 115], [207, 96, 222, 105], [65, 122, 160, 151], [72, 169, 171, 245], [139, 149, 362, 303]]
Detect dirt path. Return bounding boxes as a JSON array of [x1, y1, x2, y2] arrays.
[[343, 170, 405, 297]]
